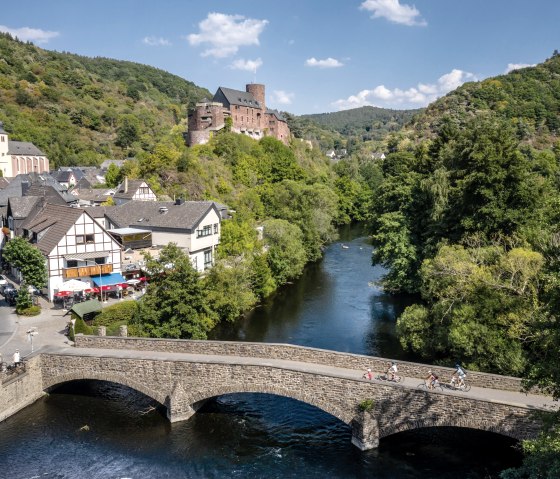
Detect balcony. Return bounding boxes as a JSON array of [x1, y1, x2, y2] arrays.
[[63, 264, 113, 279]]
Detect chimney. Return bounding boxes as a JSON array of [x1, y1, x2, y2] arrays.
[[175, 198, 185, 206], [124, 176, 128, 193]]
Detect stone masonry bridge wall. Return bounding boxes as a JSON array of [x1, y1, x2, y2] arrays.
[[39, 351, 541, 450], [74, 336, 525, 392]]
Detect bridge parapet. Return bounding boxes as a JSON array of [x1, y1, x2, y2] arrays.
[[74, 335, 526, 392]]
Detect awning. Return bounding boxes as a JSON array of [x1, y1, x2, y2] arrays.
[[92, 273, 127, 287], [70, 299, 102, 319]]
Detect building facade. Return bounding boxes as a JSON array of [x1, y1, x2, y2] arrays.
[[0, 122, 50, 177], [187, 84, 290, 146]]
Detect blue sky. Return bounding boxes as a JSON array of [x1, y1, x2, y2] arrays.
[[1, 0, 559, 114]]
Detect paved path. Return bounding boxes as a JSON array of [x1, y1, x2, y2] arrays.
[[41, 345, 558, 411]]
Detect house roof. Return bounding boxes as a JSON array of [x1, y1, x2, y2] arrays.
[[105, 200, 219, 232], [7, 141, 45, 156], [81, 205, 115, 218], [21, 203, 86, 255], [8, 196, 43, 219], [266, 109, 287, 121], [215, 87, 262, 108], [113, 180, 149, 200], [100, 159, 126, 170], [0, 177, 11, 190], [51, 170, 76, 183], [74, 188, 111, 203]]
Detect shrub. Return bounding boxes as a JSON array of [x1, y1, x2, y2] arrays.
[[359, 399, 374, 412], [18, 305, 41, 316], [93, 301, 138, 326], [73, 316, 93, 336]]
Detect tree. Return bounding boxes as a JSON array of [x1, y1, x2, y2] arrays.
[[3, 237, 47, 288], [135, 244, 216, 339], [104, 163, 121, 187], [15, 283, 33, 313], [262, 219, 307, 284], [115, 114, 140, 148]]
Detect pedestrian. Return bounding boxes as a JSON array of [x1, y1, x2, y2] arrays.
[[12, 349, 20, 365]]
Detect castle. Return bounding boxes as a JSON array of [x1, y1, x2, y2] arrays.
[[187, 83, 290, 146]]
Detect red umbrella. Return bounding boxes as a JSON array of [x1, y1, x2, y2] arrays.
[[54, 291, 72, 297], [139, 277, 147, 281], [119, 283, 130, 289], [100, 285, 111, 291]]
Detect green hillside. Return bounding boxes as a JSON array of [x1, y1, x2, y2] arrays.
[[0, 32, 211, 167], [299, 106, 421, 140], [411, 51, 560, 148]]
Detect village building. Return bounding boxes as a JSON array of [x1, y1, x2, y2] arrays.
[[104, 199, 223, 272], [187, 83, 290, 146], [113, 178, 157, 206], [0, 122, 50, 177], [18, 203, 123, 300]]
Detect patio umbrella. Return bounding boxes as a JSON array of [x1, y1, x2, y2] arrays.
[[59, 279, 90, 292], [127, 279, 141, 285], [54, 291, 72, 297]]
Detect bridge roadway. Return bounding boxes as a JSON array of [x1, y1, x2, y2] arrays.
[[33, 342, 556, 450], [45, 345, 555, 411]]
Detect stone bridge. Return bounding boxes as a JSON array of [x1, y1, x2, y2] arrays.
[[2, 336, 556, 450]]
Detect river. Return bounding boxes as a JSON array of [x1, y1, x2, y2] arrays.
[[0, 224, 521, 478]]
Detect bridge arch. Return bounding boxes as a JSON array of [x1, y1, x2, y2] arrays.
[[187, 384, 353, 424], [43, 371, 167, 407], [379, 416, 526, 441]]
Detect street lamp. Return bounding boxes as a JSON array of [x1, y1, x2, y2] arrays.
[[26, 327, 38, 353]]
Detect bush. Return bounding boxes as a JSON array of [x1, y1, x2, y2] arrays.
[[18, 305, 41, 316], [359, 399, 374, 412], [73, 316, 93, 336], [93, 301, 138, 326]]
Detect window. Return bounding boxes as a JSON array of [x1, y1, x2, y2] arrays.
[[67, 260, 78, 268], [204, 250, 212, 268], [94, 257, 106, 265], [214, 223, 219, 234], [76, 234, 95, 244], [197, 225, 212, 238]]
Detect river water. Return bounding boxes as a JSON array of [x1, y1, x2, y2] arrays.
[[0, 224, 521, 478]]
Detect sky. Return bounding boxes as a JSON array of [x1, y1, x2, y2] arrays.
[[1, 0, 559, 115]]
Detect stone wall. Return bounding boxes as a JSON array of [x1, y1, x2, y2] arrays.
[[74, 336, 525, 392], [40, 351, 541, 447], [0, 355, 45, 423]]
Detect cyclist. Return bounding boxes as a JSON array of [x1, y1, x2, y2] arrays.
[[386, 361, 398, 381], [425, 370, 438, 389], [451, 363, 466, 388], [362, 368, 374, 380]]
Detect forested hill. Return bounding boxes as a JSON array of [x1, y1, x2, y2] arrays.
[[0, 33, 211, 167], [298, 106, 421, 140], [411, 51, 560, 148]]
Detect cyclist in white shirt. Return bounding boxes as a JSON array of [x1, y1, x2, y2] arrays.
[[387, 362, 398, 381], [452, 364, 466, 387]]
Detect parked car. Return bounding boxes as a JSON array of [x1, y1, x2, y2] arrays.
[[0, 275, 7, 286], [3, 286, 17, 306]]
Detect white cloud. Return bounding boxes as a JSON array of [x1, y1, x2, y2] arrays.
[[505, 63, 536, 73], [0, 25, 59, 44], [186, 12, 268, 58], [332, 69, 476, 110], [230, 58, 263, 72], [305, 57, 344, 68], [271, 90, 294, 105], [360, 0, 426, 26], [142, 36, 171, 46]]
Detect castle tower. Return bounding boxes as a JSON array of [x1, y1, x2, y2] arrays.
[[246, 83, 265, 112]]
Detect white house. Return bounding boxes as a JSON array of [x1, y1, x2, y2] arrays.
[[20, 203, 123, 300], [0, 122, 50, 178], [113, 178, 157, 206], [105, 199, 222, 271]]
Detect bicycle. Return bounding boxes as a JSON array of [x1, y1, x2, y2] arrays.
[[417, 380, 443, 392], [446, 377, 471, 392], [375, 373, 402, 383]]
